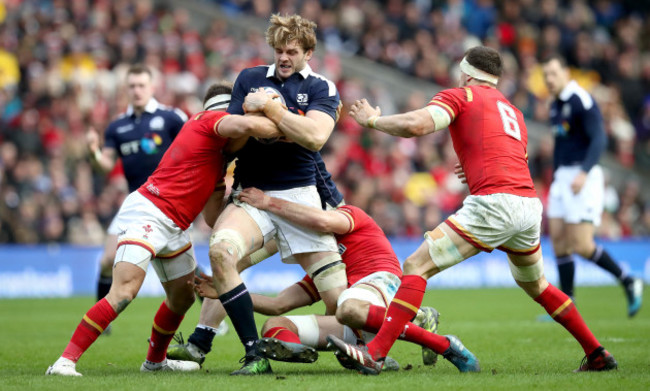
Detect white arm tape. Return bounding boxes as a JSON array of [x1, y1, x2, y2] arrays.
[[425, 105, 452, 130]]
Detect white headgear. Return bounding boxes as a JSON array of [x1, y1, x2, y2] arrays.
[[203, 94, 231, 110], [459, 57, 499, 85]]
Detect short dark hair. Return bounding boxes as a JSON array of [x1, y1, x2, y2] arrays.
[[127, 63, 152, 78], [541, 53, 568, 68], [203, 81, 233, 106], [464, 46, 502, 78]]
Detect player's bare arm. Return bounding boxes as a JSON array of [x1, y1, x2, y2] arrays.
[[243, 92, 334, 151], [215, 109, 283, 140], [237, 187, 351, 234], [86, 127, 117, 172], [349, 99, 437, 138]]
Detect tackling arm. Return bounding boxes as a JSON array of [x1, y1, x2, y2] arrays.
[[237, 187, 351, 234], [216, 111, 283, 140], [251, 283, 315, 316]]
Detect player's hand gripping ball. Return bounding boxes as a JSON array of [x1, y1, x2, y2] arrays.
[[255, 86, 285, 144]]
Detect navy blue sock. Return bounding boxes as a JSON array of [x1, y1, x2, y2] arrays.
[[96, 274, 112, 301], [589, 245, 624, 281], [556, 254, 575, 299], [219, 283, 258, 355], [188, 327, 216, 353]]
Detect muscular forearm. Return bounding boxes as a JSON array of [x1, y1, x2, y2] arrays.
[[370, 109, 436, 138], [263, 100, 331, 151], [264, 197, 332, 233]]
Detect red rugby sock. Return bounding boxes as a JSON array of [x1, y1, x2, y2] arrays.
[[62, 298, 118, 363], [363, 304, 450, 353], [535, 284, 601, 355], [365, 275, 427, 360], [146, 301, 184, 363], [263, 327, 301, 344]]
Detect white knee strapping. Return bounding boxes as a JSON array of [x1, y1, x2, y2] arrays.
[[304, 254, 347, 292], [285, 315, 320, 348], [424, 230, 464, 271], [209, 229, 247, 259], [508, 257, 545, 282]]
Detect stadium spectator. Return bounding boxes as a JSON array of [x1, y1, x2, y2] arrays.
[[1, 0, 649, 248]]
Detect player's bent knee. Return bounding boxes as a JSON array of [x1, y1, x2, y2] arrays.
[[209, 229, 247, 260], [261, 316, 294, 335], [424, 228, 464, 272], [305, 254, 347, 292], [509, 257, 545, 283], [285, 315, 319, 348]]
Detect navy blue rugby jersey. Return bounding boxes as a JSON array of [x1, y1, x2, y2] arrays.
[[314, 154, 344, 209], [549, 81, 606, 172], [103, 98, 187, 192], [228, 64, 341, 190]]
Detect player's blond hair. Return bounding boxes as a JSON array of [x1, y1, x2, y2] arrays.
[[265, 14, 317, 52]]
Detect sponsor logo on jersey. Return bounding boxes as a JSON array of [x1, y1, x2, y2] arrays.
[[149, 116, 165, 130], [140, 133, 163, 154], [562, 104, 571, 118], [297, 93, 308, 105], [117, 124, 134, 134]]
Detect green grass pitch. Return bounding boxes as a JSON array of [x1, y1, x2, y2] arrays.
[[1, 286, 648, 391]]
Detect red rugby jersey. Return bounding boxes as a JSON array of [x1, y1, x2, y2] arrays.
[[334, 205, 402, 285], [138, 110, 229, 230], [428, 85, 537, 198]]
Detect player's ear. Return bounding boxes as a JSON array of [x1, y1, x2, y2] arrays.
[[304, 48, 314, 61]]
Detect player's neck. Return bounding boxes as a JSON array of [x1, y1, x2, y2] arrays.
[[466, 80, 496, 88]]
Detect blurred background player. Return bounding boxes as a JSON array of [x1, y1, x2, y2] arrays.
[[87, 64, 187, 313], [329, 46, 617, 375], [205, 14, 345, 375], [45, 84, 282, 377], [541, 54, 644, 318]]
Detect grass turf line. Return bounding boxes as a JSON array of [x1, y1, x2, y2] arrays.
[[1, 286, 648, 391]]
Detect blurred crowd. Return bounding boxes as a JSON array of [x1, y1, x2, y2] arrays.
[[0, 0, 649, 245]]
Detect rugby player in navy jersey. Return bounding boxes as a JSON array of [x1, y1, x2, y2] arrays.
[[202, 14, 345, 375], [87, 64, 187, 311], [167, 154, 344, 366], [542, 55, 643, 318]]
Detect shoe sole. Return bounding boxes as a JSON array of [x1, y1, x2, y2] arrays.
[[258, 338, 318, 363]]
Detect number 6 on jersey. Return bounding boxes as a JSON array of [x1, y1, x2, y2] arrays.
[[497, 100, 521, 141]]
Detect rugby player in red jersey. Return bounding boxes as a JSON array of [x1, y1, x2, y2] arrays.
[[46, 83, 282, 377], [238, 188, 479, 372], [327, 46, 617, 375], [191, 187, 476, 372]]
